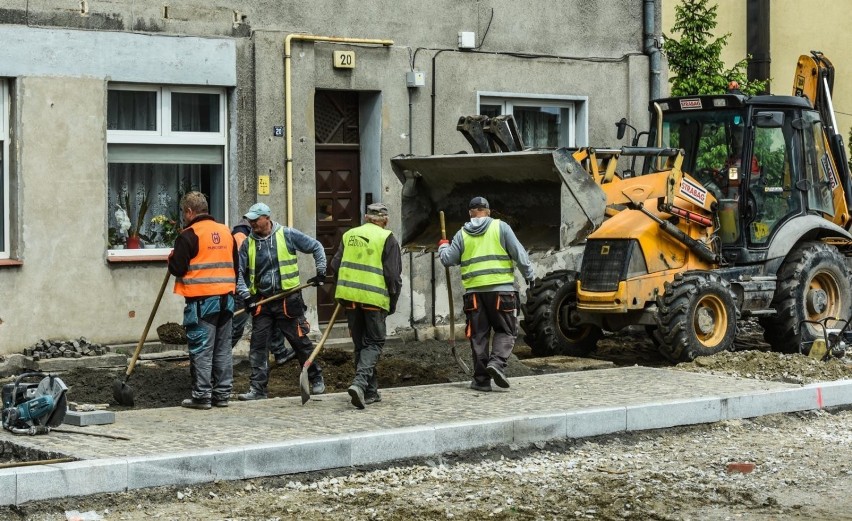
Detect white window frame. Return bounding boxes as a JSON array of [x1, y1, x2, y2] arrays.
[[477, 92, 588, 148], [107, 85, 226, 146], [106, 83, 228, 258], [0, 79, 9, 259]]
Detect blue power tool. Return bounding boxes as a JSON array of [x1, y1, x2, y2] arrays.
[[1, 372, 68, 435]]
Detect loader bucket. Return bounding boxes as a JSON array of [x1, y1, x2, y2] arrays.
[[391, 148, 606, 250]]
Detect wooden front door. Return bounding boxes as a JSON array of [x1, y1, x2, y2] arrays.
[[315, 91, 360, 322]]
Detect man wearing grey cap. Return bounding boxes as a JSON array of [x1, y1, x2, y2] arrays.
[[235, 202, 327, 400], [329, 202, 402, 409], [438, 196, 534, 392]]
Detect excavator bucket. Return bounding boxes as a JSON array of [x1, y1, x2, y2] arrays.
[[391, 148, 606, 250]]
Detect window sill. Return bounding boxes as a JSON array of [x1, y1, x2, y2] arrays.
[[107, 247, 171, 264], [0, 259, 23, 267]]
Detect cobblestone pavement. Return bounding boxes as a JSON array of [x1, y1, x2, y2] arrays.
[[9, 367, 796, 460]]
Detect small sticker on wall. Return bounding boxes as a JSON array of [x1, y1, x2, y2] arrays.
[[258, 175, 270, 195]]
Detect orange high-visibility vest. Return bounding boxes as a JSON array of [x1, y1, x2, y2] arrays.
[[174, 219, 236, 298], [234, 231, 248, 249]]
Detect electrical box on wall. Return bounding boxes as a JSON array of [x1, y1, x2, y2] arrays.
[[458, 31, 476, 49], [406, 70, 426, 87]]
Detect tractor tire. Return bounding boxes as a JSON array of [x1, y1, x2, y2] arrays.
[[759, 241, 852, 354], [521, 270, 602, 357], [645, 325, 664, 348], [656, 272, 738, 363]]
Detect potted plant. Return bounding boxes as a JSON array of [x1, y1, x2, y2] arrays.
[[121, 191, 150, 249], [150, 213, 180, 247], [108, 227, 126, 249]]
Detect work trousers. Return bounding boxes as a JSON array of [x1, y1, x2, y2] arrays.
[[345, 302, 387, 398], [463, 291, 518, 387], [247, 292, 320, 394], [232, 294, 289, 356], [184, 294, 235, 403]]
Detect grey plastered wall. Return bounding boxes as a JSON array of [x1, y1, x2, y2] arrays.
[[0, 26, 237, 349], [0, 0, 660, 349], [0, 77, 179, 344]]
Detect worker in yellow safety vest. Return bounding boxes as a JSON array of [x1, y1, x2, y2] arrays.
[[234, 202, 327, 400], [438, 196, 534, 392], [330, 202, 402, 409]]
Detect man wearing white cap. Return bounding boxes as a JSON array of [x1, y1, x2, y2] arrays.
[[438, 196, 534, 392], [235, 202, 327, 400]]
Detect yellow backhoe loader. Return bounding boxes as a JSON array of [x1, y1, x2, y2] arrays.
[[393, 51, 852, 361]]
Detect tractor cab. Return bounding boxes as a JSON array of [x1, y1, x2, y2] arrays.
[[646, 94, 844, 261]]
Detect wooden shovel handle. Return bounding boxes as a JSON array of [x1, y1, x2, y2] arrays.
[[233, 282, 312, 317], [439, 211, 455, 343], [126, 271, 170, 377], [305, 303, 342, 367]]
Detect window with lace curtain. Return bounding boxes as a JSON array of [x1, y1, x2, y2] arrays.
[[106, 84, 226, 257], [0, 79, 8, 260]]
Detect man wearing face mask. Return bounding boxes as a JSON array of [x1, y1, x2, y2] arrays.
[[438, 197, 534, 392]]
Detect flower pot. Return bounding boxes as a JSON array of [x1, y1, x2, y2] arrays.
[[126, 236, 141, 249]]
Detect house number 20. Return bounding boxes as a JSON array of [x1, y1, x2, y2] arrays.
[[333, 51, 355, 69]]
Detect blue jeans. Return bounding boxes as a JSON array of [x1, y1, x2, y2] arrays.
[[184, 295, 235, 402]]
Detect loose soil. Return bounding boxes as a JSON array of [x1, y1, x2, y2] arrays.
[[2, 320, 852, 520], [14, 319, 852, 409]]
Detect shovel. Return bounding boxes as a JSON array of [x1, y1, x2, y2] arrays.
[[299, 302, 342, 405], [440, 211, 471, 375], [113, 271, 171, 407]]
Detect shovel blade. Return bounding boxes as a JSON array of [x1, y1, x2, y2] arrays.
[[451, 344, 471, 375], [298, 367, 311, 405], [112, 378, 135, 407]]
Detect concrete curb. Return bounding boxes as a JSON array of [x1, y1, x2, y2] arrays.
[[0, 378, 849, 505]]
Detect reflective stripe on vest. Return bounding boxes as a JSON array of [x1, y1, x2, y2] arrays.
[[460, 219, 514, 289], [246, 227, 300, 294], [174, 219, 236, 298], [335, 223, 392, 310]]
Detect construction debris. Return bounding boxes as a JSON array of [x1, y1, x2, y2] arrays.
[[23, 338, 109, 360]]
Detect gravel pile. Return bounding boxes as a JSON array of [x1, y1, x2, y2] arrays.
[[675, 348, 852, 384]]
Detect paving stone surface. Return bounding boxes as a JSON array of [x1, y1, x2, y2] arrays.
[[6, 367, 797, 460]]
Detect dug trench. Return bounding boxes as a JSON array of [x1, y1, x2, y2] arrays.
[[8, 319, 852, 412]]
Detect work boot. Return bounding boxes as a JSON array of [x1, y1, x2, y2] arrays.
[[310, 376, 326, 395], [364, 392, 382, 405], [237, 390, 268, 401], [469, 381, 492, 392], [486, 364, 510, 389], [212, 399, 229, 408], [348, 385, 366, 409], [181, 398, 212, 410], [274, 347, 297, 366]]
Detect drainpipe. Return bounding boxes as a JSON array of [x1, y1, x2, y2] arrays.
[[746, 0, 771, 93], [283, 34, 393, 227], [643, 0, 661, 101]]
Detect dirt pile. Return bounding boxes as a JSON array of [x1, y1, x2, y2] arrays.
[[155, 322, 187, 344], [676, 349, 852, 384], [53, 339, 537, 409]]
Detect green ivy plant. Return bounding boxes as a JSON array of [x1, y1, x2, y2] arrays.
[[663, 0, 767, 96]]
